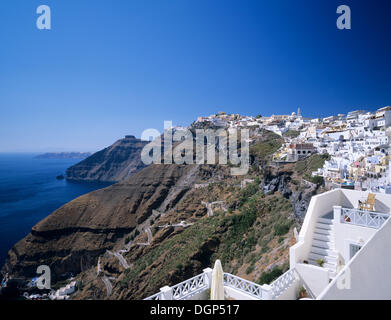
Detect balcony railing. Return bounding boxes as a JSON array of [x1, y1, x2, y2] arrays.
[[144, 268, 302, 300], [223, 273, 270, 300], [144, 271, 209, 300], [144, 291, 161, 300], [270, 268, 297, 299], [341, 208, 390, 229], [171, 273, 208, 300]]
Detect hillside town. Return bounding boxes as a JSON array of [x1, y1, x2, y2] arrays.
[[196, 106, 391, 194], [2, 106, 391, 301]]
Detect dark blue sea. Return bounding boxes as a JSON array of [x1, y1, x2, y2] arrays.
[[0, 153, 112, 268]]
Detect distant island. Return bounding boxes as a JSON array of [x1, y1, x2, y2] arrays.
[[35, 152, 93, 159]]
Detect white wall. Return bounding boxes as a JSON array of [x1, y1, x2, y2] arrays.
[[291, 189, 391, 269], [290, 189, 342, 268], [275, 279, 301, 300], [224, 286, 260, 300], [318, 218, 391, 299], [290, 189, 391, 298], [295, 263, 329, 297], [332, 213, 377, 265]]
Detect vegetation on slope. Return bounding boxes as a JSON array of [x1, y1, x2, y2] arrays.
[[250, 131, 284, 161], [295, 153, 330, 185], [73, 130, 315, 299], [109, 178, 297, 299], [283, 130, 300, 139], [119, 214, 223, 296]]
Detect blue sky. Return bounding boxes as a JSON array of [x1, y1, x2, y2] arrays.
[[0, 0, 390, 152]]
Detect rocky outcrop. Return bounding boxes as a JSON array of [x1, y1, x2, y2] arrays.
[[261, 166, 321, 220], [262, 170, 292, 198], [66, 135, 148, 182], [290, 180, 318, 220]]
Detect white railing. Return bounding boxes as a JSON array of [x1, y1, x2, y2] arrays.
[[171, 273, 208, 300], [341, 208, 389, 229], [144, 292, 161, 300], [270, 269, 297, 299], [223, 273, 270, 300], [145, 268, 304, 300], [144, 270, 210, 300]]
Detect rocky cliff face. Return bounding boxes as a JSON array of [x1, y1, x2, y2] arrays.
[[2, 164, 198, 281], [2, 130, 329, 300], [262, 166, 319, 221], [66, 135, 148, 182]]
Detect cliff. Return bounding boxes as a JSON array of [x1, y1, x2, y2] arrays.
[[2, 164, 197, 281], [2, 129, 329, 299], [66, 135, 148, 182]]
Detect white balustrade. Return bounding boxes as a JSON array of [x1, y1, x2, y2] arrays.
[[270, 269, 297, 299], [144, 291, 162, 300], [340, 208, 389, 229], [144, 269, 211, 300], [223, 273, 271, 300], [171, 273, 208, 300], [145, 268, 300, 300]]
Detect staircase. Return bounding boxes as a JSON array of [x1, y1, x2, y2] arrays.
[[308, 216, 338, 278]]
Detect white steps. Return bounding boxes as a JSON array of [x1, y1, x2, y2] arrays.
[[307, 216, 339, 278], [318, 217, 333, 224], [314, 227, 332, 235], [315, 222, 333, 231], [310, 246, 338, 258], [308, 252, 338, 264], [312, 239, 335, 250], [312, 232, 333, 242]]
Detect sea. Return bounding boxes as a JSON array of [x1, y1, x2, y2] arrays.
[[0, 153, 113, 268]]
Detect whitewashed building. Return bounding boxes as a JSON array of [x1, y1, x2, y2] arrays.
[[144, 189, 391, 300]]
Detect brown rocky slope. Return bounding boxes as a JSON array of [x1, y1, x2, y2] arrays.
[[2, 129, 329, 299], [2, 164, 198, 281]]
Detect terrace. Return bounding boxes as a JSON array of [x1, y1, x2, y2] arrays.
[[144, 267, 309, 301], [145, 189, 391, 300], [290, 189, 391, 298]]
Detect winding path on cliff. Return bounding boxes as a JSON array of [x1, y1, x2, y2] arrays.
[[96, 255, 114, 296], [136, 227, 153, 246], [106, 250, 130, 269], [97, 257, 102, 275], [102, 275, 113, 297], [93, 165, 202, 296]]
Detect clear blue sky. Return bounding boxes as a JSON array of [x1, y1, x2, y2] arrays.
[[0, 0, 390, 152]]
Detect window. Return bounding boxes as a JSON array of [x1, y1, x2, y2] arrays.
[[350, 244, 362, 259]]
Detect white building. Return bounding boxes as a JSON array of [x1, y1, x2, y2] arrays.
[[144, 189, 391, 300], [49, 281, 77, 300], [290, 189, 391, 299], [374, 106, 391, 128]]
